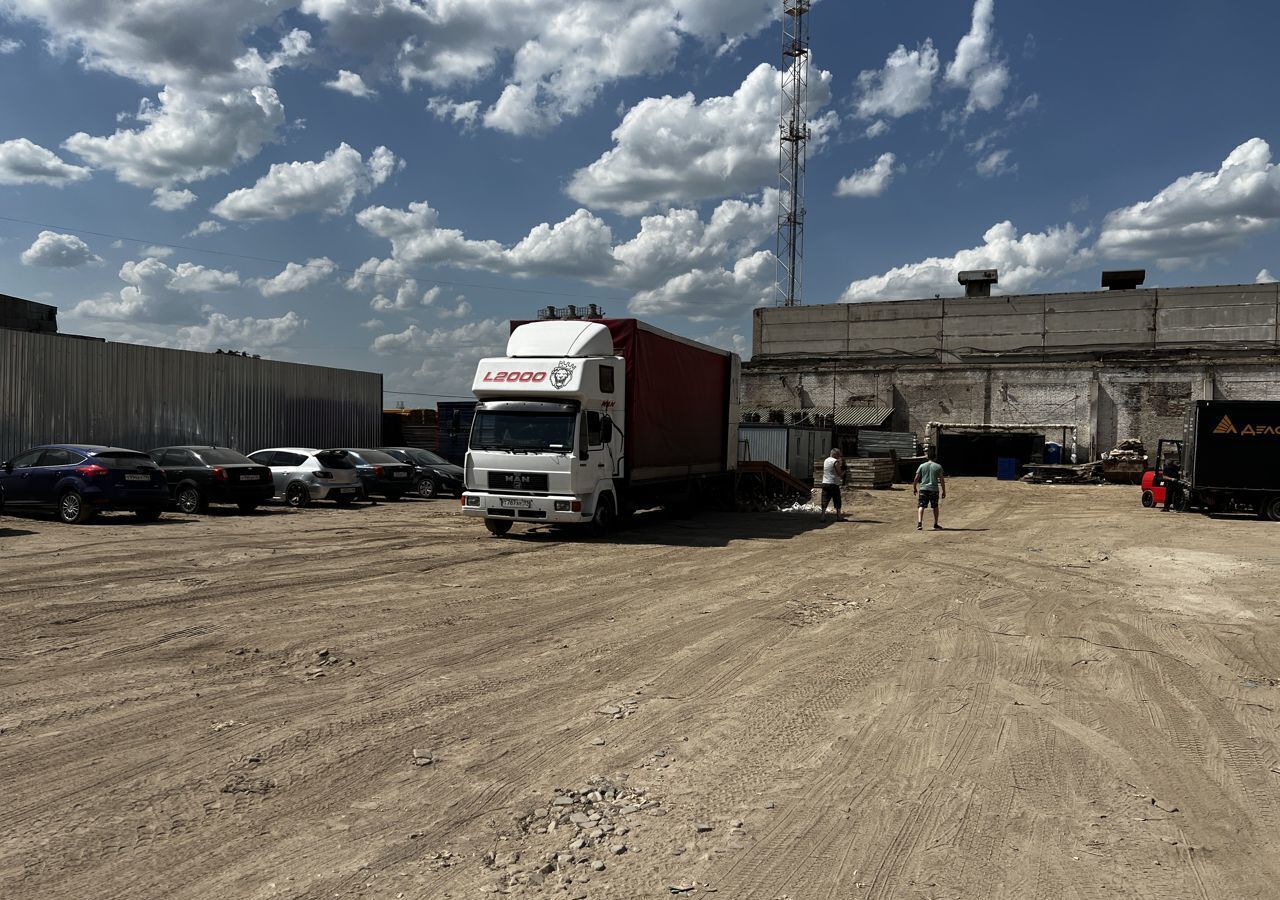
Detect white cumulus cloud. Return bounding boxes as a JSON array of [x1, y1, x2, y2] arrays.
[[1256, 269, 1277, 284], [975, 148, 1015, 178], [151, 187, 196, 210], [175, 311, 304, 352], [188, 220, 225, 238], [1096, 138, 1280, 264], [855, 40, 940, 119], [20, 230, 101, 267], [64, 86, 286, 188], [300, 0, 775, 136], [944, 0, 1009, 113], [567, 63, 835, 214], [835, 152, 900, 198], [0, 137, 91, 186], [840, 221, 1088, 302], [629, 250, 774, 321], [257, 257, 338, 296], [212, 143, 400, 221], [326, 69, 375, 98], [72, 257, 241, 324]]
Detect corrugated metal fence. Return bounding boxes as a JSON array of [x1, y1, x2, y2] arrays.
[[0, 331, 382, 460]]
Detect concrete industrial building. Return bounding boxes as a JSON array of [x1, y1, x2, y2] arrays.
[[741, 276, 1280, 472]]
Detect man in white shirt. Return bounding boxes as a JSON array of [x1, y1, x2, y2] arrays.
[[820, 448, 846, 522]]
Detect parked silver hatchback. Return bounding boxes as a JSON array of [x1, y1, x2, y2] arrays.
[[246, 447, 362, 507]]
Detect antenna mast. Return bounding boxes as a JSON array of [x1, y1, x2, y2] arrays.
[[776, 0, 810, 307]]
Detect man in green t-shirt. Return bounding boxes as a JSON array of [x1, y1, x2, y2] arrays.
[[912, 448, 946, 531]]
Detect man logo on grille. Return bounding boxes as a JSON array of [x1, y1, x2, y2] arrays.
[[1214, 415, 1237, 434], [550, 360, 576, 389]]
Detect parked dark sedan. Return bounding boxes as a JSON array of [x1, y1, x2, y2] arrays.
[[0, 444, 169, 523], [331, 448, 416, 501], [379, 446, 465, 498], [148, 446, 275, 514]]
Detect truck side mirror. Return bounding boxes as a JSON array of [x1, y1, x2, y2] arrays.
[[601, 417, 613, 444]]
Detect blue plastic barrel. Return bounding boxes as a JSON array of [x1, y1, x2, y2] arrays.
[[997, 457, 1020, 480]]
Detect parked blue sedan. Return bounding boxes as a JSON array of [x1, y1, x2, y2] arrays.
[[0, 444, 170, 523]]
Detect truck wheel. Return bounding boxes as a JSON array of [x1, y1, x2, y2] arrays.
[[1140, 490, 1155, 508], [590, 494, 616, 536], [286, 482, 310, 508], [485, 518, 512, 536], [1265, 496, 1280, 522]]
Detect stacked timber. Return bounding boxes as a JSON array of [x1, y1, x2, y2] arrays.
[[844, 457, 896, 489]]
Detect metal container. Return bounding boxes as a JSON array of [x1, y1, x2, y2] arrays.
[[0, 330, 382, 461], [740, 424, 831, 483]]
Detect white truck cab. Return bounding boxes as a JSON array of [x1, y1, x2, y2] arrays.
[[461, 321, 624, 535]]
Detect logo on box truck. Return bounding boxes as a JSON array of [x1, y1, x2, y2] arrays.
[[550, 360, 576, 390], [483, 370, 547, 383], [1214, 415, 1280, 436]]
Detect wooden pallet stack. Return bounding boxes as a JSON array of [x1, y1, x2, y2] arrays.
[[844, 457, 896, 489], [812, 457, 896, 489]]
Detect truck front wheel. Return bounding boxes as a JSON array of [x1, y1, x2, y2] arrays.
[[485, 518, 513, 536], [1265, 496, 1280, 522], [590, 494, 616, 536]]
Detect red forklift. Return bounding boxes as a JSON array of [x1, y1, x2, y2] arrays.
[[1140, 439, 1181, 508]]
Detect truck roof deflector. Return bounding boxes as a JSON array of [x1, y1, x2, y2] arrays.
[[507, 321, 615, 358]]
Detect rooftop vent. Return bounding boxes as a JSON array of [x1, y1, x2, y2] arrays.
[[537, 304, 605, 320], [957, 269, 998, 298], [1101, 269, 1145, 290]]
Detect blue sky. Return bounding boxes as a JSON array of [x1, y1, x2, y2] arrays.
[[1, 0, 1277, 402]]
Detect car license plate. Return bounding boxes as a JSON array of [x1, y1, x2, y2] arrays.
[[393, 471, 407, 478], [500, 498, 533, 508], [240, 473, 260, 481], [125, 473, 151, 482], [340, 488, 356, 495]]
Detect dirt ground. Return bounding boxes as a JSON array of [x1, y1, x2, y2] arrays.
[[3, 480, 1280, 900]]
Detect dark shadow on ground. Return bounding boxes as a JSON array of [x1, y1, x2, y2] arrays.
[[0, 510, 194, 526], [0, 527, 38, 537], [493, 509, 840, 548]]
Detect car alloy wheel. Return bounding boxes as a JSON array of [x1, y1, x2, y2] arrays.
[[177, 486, 203, 514], [59, 490, 91, 524], [286, 483, 310, 508], [417, 477, 438, 499]]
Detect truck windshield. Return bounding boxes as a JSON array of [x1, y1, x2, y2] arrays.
[[471, 411, 575, 452]]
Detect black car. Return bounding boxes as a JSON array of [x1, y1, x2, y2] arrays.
[[331, 448, 416, 501], [148, 446, 275, 514], [379, 446, 465, 498]]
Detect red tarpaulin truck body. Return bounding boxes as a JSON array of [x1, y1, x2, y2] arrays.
[[510, 318, 738, 485]]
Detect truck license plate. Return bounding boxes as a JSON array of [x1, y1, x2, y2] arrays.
[[500, 498, 533, 508]]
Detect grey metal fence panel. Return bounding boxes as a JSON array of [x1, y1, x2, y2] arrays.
[[0, 331, 382, 460], [738, 425, 788, 470], [857, 430, 918, 458]]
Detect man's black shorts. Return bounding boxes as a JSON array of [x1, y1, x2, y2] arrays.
[[917, 490, 939, 509], [821, 483, 842, 509]]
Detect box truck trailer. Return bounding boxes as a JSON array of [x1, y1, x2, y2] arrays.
[[1157, 400, 1280, 519], [460, 318, 740, 535]]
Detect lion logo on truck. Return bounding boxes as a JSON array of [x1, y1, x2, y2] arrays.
[[549, 360, 576, 390]]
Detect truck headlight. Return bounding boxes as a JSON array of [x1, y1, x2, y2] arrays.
[[464, 495, 481, 507], [554, 500, 570, 511]]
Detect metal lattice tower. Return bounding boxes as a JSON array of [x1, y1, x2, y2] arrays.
[[776, 0, 810, 307]]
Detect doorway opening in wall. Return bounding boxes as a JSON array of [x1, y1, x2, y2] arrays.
[[938, 432, 1045, 477]]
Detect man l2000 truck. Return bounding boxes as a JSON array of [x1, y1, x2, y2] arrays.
[[460, 318, 740, 536]]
